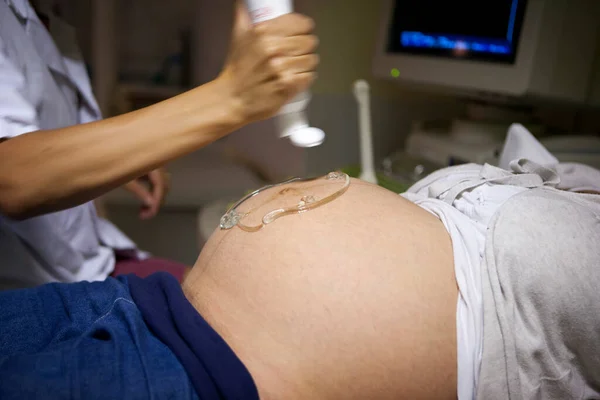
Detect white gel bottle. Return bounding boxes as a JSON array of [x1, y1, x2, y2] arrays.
[[245, 0, 325, 148]]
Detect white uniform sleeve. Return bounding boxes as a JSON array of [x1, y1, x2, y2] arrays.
[[0, 36, 40, 140]]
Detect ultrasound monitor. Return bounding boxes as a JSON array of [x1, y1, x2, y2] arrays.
[[373, 0, 600, 105]]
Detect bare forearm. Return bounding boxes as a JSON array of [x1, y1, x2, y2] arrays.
[[0, 78, 242, 219], [0, 9, 319, 220]]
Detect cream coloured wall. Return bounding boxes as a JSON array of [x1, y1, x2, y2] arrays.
[[304, 0, 399, 98]]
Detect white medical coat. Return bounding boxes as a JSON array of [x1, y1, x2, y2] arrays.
[[0, 0, 143, 290]]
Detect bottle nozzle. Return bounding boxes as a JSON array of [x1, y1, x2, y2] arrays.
[[276, 110, 325, 148], [289, 127, 325, 147]]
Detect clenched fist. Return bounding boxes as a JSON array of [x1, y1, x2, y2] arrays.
[[219, 2, 319, 125]]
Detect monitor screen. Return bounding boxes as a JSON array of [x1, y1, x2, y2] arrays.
[[387, 0, 528, 64]]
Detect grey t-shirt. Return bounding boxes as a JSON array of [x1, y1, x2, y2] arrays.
[[477, 187, 600, 399]]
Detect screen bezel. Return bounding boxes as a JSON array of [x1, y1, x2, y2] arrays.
[[372, 0, 545, 97]]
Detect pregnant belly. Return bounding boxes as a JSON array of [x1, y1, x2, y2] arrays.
[[185, 179, 458, 400]]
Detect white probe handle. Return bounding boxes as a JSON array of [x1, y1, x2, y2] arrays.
[[353, 80, 377, 184], [244, 0, 325, 148], [245, 0, 292, 22]]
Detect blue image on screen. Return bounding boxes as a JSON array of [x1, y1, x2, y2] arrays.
[[388, 0, 528, 64]]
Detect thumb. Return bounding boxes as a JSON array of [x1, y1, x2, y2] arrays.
[[232, 1, 252, 40]]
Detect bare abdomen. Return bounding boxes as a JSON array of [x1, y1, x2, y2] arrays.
[[185, 179, 458, 399]]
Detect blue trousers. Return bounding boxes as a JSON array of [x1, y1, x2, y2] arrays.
[[0, 277, 198, 400]]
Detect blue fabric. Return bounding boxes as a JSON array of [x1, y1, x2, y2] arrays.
[[0, 276, 198, 399], [128, 273, 259, 400]]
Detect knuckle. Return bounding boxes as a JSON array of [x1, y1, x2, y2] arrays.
[[294, 35, 318, 56], [297, 14, 315, 31], [271, 80, 289, 99], [268, 43, 282, 57], [268, 57, 285, 74], [306, 16, 316, 32], [280, 13, 297, 25], [278, 72, 295, 87], [309, 35, 319, 51], [297, 55, 317, 72], [303, 72, 316, 85], [298, 72, 315, 89], [310, 54, 320, 68], [253, 23, 268, 36], [262, 38, 282, 57]]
